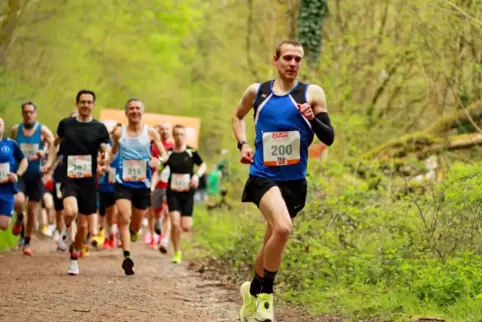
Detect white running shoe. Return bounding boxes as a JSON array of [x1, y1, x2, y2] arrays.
[[57, 226, 69, 251], [45, 224, 56, 237], [159, 237, 169, 254], [53, 229, 60, 242], [142, 217, 148, 227], [67, 259, 79, 275]]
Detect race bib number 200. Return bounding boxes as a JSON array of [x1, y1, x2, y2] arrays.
[[67, 155, 92, 178], [122, 160, 146, 182], [262, 131, 301, 167], [0, 162, 10, 183]]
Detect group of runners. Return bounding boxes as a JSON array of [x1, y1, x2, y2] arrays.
[[0, 40, 334, 322], [0, 91, 207, 277]]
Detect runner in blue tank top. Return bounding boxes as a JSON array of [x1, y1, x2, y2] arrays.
[[11, 101, 54, 256], [0, 118, 28, 231], [232, 40, 335, 322], [110, 98, 167, 275]]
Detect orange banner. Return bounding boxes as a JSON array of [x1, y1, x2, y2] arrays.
[[308, 143, 328, 158], [99, 108, 201, 149]]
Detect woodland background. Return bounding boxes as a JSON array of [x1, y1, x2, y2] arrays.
[[1, 0, 482, 320]]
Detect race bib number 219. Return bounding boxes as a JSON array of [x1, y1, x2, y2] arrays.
[[262, 131, 301, 167]]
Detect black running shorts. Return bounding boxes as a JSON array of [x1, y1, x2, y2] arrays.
[[99, 191, 116, 216], [114, 184, 150, 210], [241, 175, 307, 218], [166, 191, 194, 217], [62, 178, 97, 215], [17, 173, 43, 202]]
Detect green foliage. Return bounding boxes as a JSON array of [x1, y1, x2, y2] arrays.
[[193, 162, 482, 320], [297, 0, 329, 66], [1, 0, 482, 319], [0, 222, 18, 252]]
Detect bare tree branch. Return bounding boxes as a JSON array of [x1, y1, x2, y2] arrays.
[[245, 0, 259, 80]]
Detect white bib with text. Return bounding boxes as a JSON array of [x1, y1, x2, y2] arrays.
[[170, 173, 190, 192], [67, 155, 92, 178], [262, 131, 301, 167], [122, 160, 147, 182], [20, 143, 39, 161], [108, 167, 116, 184], [0, 162, 10, 183]]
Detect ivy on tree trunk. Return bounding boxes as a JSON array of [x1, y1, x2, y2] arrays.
[[297, 0, 329, 67]]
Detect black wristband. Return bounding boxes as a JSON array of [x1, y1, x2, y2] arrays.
[[237, 141, 247, 150]]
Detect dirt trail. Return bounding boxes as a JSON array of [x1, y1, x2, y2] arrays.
[[0, 236, 326, 322]]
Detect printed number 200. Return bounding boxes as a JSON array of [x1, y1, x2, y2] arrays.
[[271, 145, 292, 156]]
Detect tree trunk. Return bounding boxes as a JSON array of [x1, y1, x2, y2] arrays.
[[0, 0, 21, 67], [364, 100, 482, 159]]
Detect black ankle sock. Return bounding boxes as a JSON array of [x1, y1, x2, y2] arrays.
[[23, 237, 31, 246], [16, 212, 23, 223], [85, 232, 91, 244], [123, 250, 130, 258], [260, 269, 277, 294], [20, 225, 25, 238], [250, 272, 264, 297]]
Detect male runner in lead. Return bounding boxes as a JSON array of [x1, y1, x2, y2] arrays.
[[233, 40, 334, 321]]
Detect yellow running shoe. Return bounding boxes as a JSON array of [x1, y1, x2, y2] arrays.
[[129, 226, 138, 242], [91, 228, 106, 248], [254, 293, 274, 322], [239, 281, 256, 322], [80, 244, 90, 257], [171, 251, 182, 264]]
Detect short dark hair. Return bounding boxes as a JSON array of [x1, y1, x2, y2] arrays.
[[172, 124, 185, 133], [76, 89, 96, 103], [21, 100, 37, 112], [275, 40, 303, 58]]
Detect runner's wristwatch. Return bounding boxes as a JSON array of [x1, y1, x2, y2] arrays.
[[237, 141, 247, 151]]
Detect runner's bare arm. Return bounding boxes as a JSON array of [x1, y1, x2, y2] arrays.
[[307, 85, 328, 114], [149, 128, 168, 162], [109, 126, 122, 163], [306, 85, 334, 146], [10, 124, 18, 140], [150, 169, 159, 191], [195, 162, 207, 178], [46, 136, 61, 167], [51, 152, 61, 174], [16, 157, 28, 177], [40, 126, 55, 157], [232, 83, 259, 144], [100, 142, 111, 156]]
